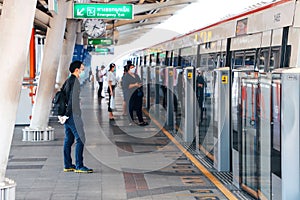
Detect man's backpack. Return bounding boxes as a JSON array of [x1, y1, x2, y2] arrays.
[[52, 84, 67, 116]]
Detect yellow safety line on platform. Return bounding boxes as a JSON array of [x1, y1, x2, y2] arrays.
[[145, 110, 238, 200], [176, 124, 215, 161]]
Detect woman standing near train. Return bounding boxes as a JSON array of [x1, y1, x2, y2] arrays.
[[107, 63, 116, 120], [122, 64, 148, 126]]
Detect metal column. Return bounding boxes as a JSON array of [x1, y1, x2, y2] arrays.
[[166, 67, 174, 130], [183, 67, 195, 142], [213, 67, 230, 171]]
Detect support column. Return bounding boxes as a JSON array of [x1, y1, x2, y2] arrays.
[[29, 0, 69, 136], [56, 20, 78, 88], [0, 0, 37, 188], [76, 21, 84, 45]]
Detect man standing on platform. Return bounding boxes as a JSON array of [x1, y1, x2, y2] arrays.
[[97, 65, 106, 98], [62, 60, 93, 173], [196, 69, 206, 123]]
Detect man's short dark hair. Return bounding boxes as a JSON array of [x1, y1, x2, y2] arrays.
[[69, 61, 83, 73]]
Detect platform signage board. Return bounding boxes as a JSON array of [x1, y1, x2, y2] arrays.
[[73, 3, 134, 20], [88, 38, 113, 46], [95, 47, 114, 55]]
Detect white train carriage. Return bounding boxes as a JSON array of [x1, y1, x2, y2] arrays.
[[131, 0, 300, 199]]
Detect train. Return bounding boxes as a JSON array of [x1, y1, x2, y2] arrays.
[[128, 0, 300, 199]]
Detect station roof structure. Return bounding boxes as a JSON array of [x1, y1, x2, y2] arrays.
[[0, 0, 196, 46]]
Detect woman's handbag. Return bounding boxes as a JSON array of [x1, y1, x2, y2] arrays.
[[110, 96, 115, 109], [137, 87, 144, 97]]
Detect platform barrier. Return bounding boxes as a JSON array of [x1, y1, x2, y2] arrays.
[[22, 126, 54, 141], [0, 178, 16, 200]]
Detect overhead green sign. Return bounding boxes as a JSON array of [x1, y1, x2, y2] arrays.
[[95, 47, 114, 55], [88, 38, 113, 46], [73, 3, 134, 20]]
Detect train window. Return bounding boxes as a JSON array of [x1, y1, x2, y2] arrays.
[[150, 54, 156, 66], [159, 52, 166, 66], [270, 47, 280, 70], [213, 53, 226, 68], [173, 49, 179, 67], [200, 56, 207, 67], [244, 52, 255, 69], [258, 49, 269, 72], [219, 54, 226, 67], [166, 51, 173, 66], [233, 51, 244, 69], [207, 55, 215, 67], [180, 46, 197, 67]]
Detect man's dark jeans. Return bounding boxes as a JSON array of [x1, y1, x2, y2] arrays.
[[63, 115, 86, 169]]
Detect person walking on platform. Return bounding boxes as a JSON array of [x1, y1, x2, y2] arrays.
[[107, 63, 117, 120], [196, 69, 206, 123], [123, 64, 148, 126], [97, 65, 106, 98], [62, 61, 93, 173]]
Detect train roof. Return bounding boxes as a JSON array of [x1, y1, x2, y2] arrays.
[[139, 0, 293, 52]]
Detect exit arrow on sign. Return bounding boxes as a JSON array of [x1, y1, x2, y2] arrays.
[[77, 8, 85, 16]]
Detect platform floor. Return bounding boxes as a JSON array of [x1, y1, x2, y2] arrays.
[[7, 82, 249, 200]]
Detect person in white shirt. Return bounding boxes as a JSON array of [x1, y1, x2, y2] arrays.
[[107, 63, 117, 120], [97, 65, 106, 98]]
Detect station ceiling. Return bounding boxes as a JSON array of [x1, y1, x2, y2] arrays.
[[0, 0, 196, 46]]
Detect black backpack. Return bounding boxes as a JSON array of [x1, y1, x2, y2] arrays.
[[52, 83, 67, 116]]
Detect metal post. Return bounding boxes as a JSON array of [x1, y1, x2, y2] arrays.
[[183, 67, 195, 142], [213, 67, 230, 171]]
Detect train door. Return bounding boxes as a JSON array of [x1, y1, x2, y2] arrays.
[[258, 73, 272, 199], [198, 53, 217, 161], [241, 75, 259, 198], [279, 68, 300, 199], [231, 68, 255, 188], [149, 54, 157, 109], [271, 71, 282, 200]]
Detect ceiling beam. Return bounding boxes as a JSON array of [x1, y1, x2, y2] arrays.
[[134, 0, 196, 15], [35, 9, 50, 27], [106, 11, 173, 30], [109, 0, 139, 3], [117, 22, 160, 31]]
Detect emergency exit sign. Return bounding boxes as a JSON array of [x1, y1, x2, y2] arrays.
[[73, 3, 134, 20]]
